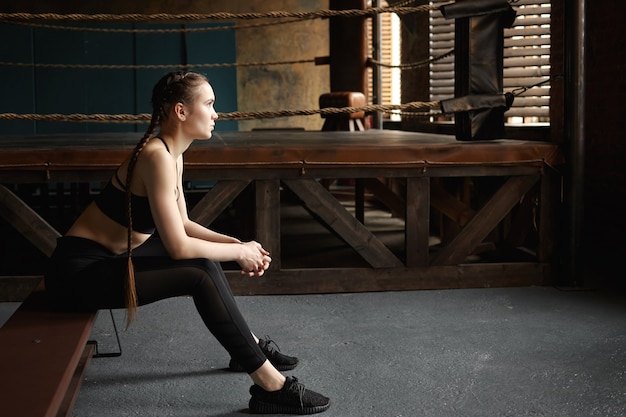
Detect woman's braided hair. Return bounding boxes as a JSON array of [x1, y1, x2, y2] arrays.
[[124, 70, 209, 325]]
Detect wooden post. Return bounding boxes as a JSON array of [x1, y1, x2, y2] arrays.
[[328, 0, 368, 95]]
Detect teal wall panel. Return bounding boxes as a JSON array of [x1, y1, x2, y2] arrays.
[[0, 21, 237, 136], [33, 26, 89, 133], [186, 23, 238, 132], [0, 25, 36, 134], [134, 23, 186, 120], [82, 24, 136, 134]]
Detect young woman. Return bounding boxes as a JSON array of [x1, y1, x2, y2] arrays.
[[44, 71, 330, 415]]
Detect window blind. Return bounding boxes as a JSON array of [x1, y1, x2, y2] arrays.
[[429, 0, 551, 123], [367, 4, 402, 120]]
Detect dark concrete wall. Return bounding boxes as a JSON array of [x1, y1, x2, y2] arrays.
[[583, 2, 626, 286]]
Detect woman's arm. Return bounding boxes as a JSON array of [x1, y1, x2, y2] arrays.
[[183, 218, 242, 244], [140, 148, 270, 274], [175, 189, 242, 244]]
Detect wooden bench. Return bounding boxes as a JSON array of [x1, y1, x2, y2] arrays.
[[0, 281, 98, 417]]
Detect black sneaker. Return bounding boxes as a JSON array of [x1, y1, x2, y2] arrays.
[[249, 376, 331, 414], [229, 337, 299, 372]]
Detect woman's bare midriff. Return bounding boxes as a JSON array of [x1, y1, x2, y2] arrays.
[[65, 202, 151, 255]]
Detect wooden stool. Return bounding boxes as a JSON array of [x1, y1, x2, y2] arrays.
[[319, 92, 367, 131]]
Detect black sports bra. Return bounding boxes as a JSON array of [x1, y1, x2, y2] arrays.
[[93, 137, 177, 234], [94, 178, 155, 234]]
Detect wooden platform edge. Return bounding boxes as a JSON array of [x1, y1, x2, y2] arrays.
[[225, 262, 553, 295]]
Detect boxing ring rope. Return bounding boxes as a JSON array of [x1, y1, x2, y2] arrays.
[[0, 6, 439, 23], [0, 59, 318, 70], [0, 16, 317, 33], [0, 101, 442, 123], [0, 4, 444, 124], [0, 1, 528, 125], [0, 77, 554, 123]]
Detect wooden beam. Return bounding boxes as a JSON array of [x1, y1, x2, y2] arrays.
[[538, 167, 561, 263], [504, 186, 539, 247], [405, 177, 430, 267], [430, 180, 476, 227], [255, 180, 281, 271], [225, 262, 550, 295], [282, 178, 403, 268], [0, 185, 60, 257], [430, 175, 540, 266], [189, 179, 251, 226], [328, 0, 368, 94], [363, 178, 405, 219]]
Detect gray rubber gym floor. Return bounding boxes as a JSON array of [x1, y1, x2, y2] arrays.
[[3, 285, 622, 416]]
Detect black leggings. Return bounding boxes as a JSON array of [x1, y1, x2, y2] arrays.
[[44, 236, 266, 374]]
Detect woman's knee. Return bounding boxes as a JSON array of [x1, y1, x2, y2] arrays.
[[186, 258, 226, 282], [171, 259, 227, 294]]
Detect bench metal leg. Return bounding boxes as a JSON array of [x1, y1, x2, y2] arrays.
[[88, 309, 122, 358]]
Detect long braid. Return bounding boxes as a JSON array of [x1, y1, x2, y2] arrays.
[[123, 70, 208, 326], [124, 112, 159, 327]]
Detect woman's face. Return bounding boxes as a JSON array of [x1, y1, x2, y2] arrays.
[[182, 81, 218, 140]]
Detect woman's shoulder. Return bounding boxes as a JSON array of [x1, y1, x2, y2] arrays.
[[138, 139, 172, 166], [134, 139, 178, 186]]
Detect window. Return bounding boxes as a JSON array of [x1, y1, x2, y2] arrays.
[[429, 0, 552, 125], [367, 2, 402, 121]]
